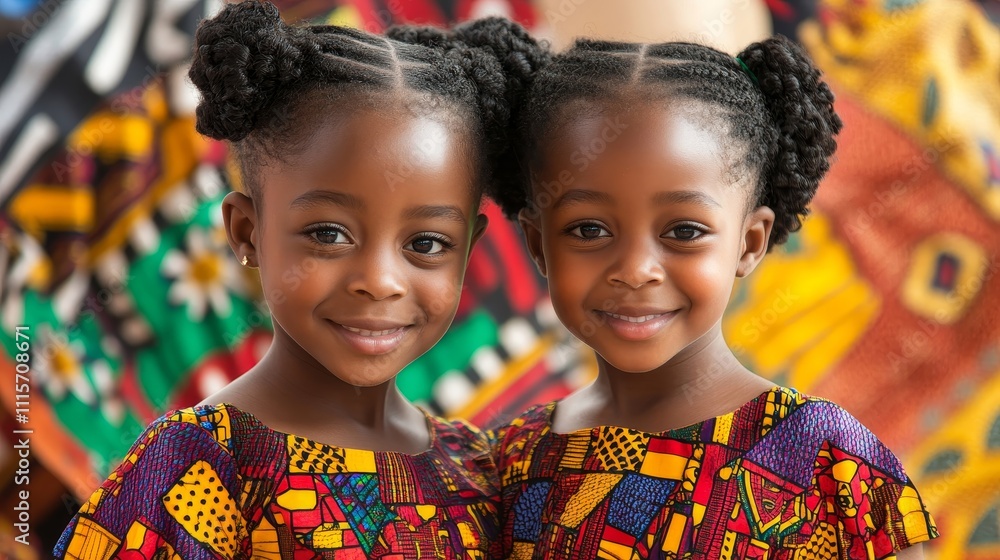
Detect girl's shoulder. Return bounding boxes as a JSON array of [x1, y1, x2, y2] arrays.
[[139, 402, 276, 454], [757, 385, 891, 446], [161, 401, 244, 436], [119, 403, 238, 461], [735, 385, 883, 440], [485, 402, 557, 459], [431, 415, 491, 450], [54, 404, 272, 559], [737, 385, 910, 486], [427, 415, 503, 490], [495, 401, 558, 434], [129, 402, 289, 481]]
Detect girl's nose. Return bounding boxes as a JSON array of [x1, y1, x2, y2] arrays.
[[346, 249, 407, 301], [606, 236, 666, 289]]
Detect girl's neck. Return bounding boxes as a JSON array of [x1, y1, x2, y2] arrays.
[[209, 327, 430, 453], [553, 327, 774, 433]]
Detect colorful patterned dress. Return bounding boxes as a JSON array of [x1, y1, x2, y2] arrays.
[[55, 403, 501, 559], [493, 386, 937, 559]]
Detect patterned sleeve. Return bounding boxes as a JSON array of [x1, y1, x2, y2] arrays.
[[808, 405, 938, 559], [54, 411, 246, 559], [483, 425, 505, 465], [483, 404, 549, 472], [444, 417, 502, 476]]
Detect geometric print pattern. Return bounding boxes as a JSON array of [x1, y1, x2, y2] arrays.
[[55, 403, 501, 558], [493, 386, 938, 559], [288, 436, 351, 473]]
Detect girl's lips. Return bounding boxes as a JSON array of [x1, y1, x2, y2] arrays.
[[330, 321, 411, 355], [341, 325, 405, 337], [604, 312, 664, 323], [596, 310, 678, 341]]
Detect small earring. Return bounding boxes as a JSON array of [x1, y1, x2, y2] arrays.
[[240, 255, 249, 267]]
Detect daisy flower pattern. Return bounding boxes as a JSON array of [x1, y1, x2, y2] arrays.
[[161, 225, 246, 322], [34, 326, 96, 404]]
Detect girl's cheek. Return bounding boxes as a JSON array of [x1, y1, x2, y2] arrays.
[[684, 259, 736, 308], [420, 273, 464, 319]]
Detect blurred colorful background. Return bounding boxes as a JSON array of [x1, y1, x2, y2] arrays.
[[0, 0, 997, 558]]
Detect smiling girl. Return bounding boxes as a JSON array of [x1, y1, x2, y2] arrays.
[[54, 1, 547, 558], [491, 37, 938, 559]]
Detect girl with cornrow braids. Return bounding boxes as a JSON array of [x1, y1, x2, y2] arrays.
[[55, 2, 548, 558], [491, 36, 938, 559]]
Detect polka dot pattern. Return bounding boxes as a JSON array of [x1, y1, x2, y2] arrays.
[[163, 460, 241, 557]]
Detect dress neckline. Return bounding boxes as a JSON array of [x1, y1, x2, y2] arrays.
[[209, 401, 443, 458], [541, 385, 785, 437]]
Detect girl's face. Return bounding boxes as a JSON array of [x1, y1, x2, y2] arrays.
[[228, 106, 485, 387], [520, 100, 773, 374]]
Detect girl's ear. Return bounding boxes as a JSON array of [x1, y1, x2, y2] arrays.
[[736, 205, 775, 278], [517, 208, 547, 277], [470, 213, 489, 250], [222, 191, 259, 267]]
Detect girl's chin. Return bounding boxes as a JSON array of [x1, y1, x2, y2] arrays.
[[595, 352, 671, 374], [329, 372, 399, 388]]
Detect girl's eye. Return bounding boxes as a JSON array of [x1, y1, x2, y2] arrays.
[[570, 224, 611, 239], [306, 225, 351, 245], [664, 225, 706, 241], [408, 235, 453, 255]]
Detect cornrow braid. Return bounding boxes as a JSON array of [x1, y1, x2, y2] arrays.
[[188, 0, 549, 203], [501, 34, 841, 250]]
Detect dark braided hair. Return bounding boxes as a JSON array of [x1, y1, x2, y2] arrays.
[[498, 35, 841, 249], [188, 0, 549, 203]]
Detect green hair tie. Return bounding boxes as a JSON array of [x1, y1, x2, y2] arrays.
[[736, 56, 759, 85]]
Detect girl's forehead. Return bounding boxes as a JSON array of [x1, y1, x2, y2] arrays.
[[280, 89, 469, 150], [313, 96, 464, 137], [546, 92, 724, 134], [541, 101, 727, 167], [530, 99, 753, 210], [254, 107, 477, 206], [287, 106, 471, 170]]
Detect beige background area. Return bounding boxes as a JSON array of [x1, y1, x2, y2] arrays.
[[535, 0, 772, 52]]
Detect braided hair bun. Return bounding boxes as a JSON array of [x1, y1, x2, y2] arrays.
[[188, 1, 308, 142], [738, 35, 843, 247]]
